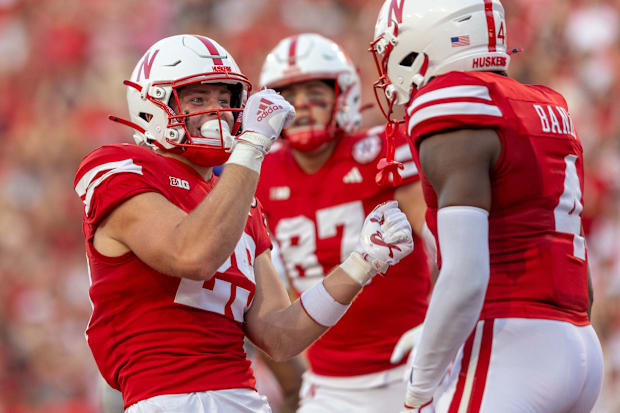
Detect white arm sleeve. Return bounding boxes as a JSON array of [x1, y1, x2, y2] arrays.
[[407, 206, 490, 403]]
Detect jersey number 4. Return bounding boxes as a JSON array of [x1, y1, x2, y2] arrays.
[[553, 154, 585, 260]]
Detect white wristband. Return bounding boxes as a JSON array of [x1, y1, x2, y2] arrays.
[[226, 141, 264, 173], [339, 251, 378, 286], [300, 281, 350, 327]]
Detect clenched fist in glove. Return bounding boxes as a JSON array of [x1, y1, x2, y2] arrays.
[[227, 89, 295, 172], [340, 201, 414, 286]]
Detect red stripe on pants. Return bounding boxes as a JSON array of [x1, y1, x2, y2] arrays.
[[447, 328, 476, 413], [467, 319, 494, 413]]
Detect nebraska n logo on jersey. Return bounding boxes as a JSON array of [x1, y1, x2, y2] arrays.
[[256, 98, 284, 121]]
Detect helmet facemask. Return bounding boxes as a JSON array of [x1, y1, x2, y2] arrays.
[[370, 32, 429, 123]]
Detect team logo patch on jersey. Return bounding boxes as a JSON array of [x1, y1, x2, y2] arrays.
[[169, 176, 190, 190], [352, 135, 382, 164], [270, 186, 290, 200]]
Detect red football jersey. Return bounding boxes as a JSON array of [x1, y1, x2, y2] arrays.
[[256, 126, 431, 377], [407, 71, 589, 326], [74, 144, 271, 408]]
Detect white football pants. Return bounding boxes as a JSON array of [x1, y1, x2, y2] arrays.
[[434, 318, 603, 413], [125, 388, 272, 413], [297, 365, 408, 413]]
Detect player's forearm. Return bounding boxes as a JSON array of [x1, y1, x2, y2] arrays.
[[173, 163, 258, 278], [257, 267, 363, 361]]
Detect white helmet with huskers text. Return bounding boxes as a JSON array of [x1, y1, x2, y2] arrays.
[[114, 34, 252, 166], [259, 33, 361, 152], [370, 0, 510, 120]]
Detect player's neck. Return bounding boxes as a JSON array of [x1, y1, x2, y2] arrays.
[[292, 140, 338, 174], [160, 152, 213, 180]]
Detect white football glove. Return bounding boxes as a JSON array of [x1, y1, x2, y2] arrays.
[[360, 200, 414, 273], [390, 324, 424, 364], [340, 201, 414, 286], [241, 88, 295, 148], [228, 89, 295, 172]]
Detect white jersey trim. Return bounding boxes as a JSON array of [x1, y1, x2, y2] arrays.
[[407, 85, 493, 116], [408, 102, 502, 135], [394, 143, 418, 179], [395, 143, 413, 162], [75, 159, 143, 215]]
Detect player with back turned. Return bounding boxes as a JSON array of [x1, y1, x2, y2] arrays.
[[369, 1, 604, 412]]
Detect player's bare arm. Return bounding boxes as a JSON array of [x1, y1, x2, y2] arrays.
[[245, 201, 414, 361], [418, 128, 500, 210], [244, 250, 361, 361], [93, 87, 295, 281], [93, 163, 260, 280]]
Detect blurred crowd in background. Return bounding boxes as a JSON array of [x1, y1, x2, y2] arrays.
[[0, 0, 619, 412]]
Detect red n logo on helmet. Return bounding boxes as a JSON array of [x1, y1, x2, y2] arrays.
[[137, 50, 159, 82], [388, 0, 405, 26]]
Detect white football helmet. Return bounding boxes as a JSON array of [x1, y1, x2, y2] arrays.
[[259, 33, 361, 152], [114, 34, 251, 166], [370, 0, 510, 120]]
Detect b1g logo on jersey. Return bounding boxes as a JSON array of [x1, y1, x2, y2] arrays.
[[169, 176, 190, 190]]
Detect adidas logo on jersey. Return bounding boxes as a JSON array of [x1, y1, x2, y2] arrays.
[[343, 167, 363, 184], [169, 176, 190, 190], [256, 98, 284, 121]]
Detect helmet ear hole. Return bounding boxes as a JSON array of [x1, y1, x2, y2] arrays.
[[139, 113, 153, 122], [400, 52, 418, 67]]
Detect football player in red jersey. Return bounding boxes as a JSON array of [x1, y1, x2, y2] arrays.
[[370, 1, 604, 412], [256, 33, 432, 413], [73, 34, 415, 413]]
